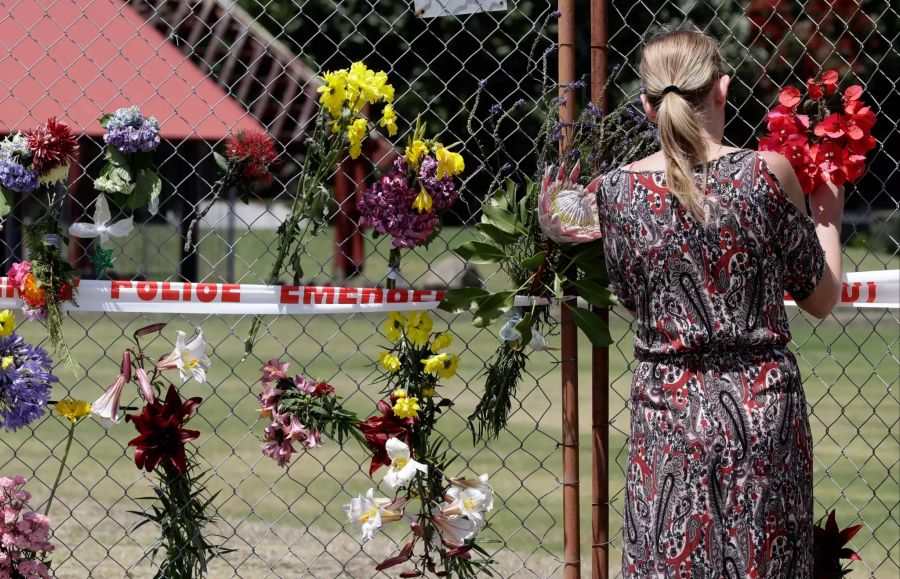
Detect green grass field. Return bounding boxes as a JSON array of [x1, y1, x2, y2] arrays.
[[1, 226, 897, 577]]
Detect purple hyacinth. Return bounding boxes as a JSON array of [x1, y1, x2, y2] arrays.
[[418, 156, 460, 212], [0, 158, 38, 193], [358, 158, 438, 249], [104, 106, 161, 153], [0, 333, 57, 431]]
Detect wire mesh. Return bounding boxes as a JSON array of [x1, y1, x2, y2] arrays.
[[0, 0, 896, 577]]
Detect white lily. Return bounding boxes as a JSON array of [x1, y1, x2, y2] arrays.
[[383, 437, 428, 490], [431, 508, 480, 549], [91, 373, 126, 425], [444, 474, 494, 528], [68, 194, 134, 242], [157, 328, 211, 384], [342, 488, 405, 543]]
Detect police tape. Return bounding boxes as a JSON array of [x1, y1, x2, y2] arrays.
[[0, 270, 896, 315]]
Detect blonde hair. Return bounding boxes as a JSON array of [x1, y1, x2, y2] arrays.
[[640, 30, 722, 217]]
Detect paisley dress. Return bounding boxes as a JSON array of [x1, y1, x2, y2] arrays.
[[598, 150, 825, 578]]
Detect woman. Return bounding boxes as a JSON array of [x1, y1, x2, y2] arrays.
[[597, 30, 844, 577]]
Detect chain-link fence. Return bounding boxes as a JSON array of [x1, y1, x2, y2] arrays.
[[0, 0, 897, 577]]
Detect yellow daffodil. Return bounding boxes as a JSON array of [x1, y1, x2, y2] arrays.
[[430, 332, 452, 353], [380, 352, 401, 373], [421, 353, 460, 379], [435, 144, 465, 179], [412, 187, 433, 214], [405, 140, 428, 169], [392, 388, 407, 399], [0, 309, 14, 337], [384, 312, 406, 342], [379, 104, 398, 137], [392, 396, 420, 419], [1, 356, 13, 370], [406, 311, 433, 347], [317, 70, 349, 118], [347, 117, 369, 159], [55, 399, 92, 424]]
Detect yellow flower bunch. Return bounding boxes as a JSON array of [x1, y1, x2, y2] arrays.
[[421, 352, 460, 379], [0, 309, 15, 337], [406, 311, 433, 348], [379, 104, 398, 137], [430, 332, 452, 353], [384, 312, 406, 342], [435, 143, 465, 179], [379, 352, 401, 373], [55, 399, 91, 424], [392, 391, 421, 419], [347, 118, 368, 160]]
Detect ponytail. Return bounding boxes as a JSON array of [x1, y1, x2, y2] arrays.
[[656, 90, 708, 217], [639, 30, 722, 219]]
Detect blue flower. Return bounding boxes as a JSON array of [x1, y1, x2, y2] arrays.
[[104, 106, 161, 153], [0, 158, 38, 193], [489, 103, 503, 117], [0, 333, 56, 431]]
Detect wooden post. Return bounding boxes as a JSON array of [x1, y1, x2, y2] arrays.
[[590, 0, 611, 576], [558, 0, 580, 577]]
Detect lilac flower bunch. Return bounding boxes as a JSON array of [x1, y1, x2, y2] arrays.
[[0, 134, 38, 198], [358, 157, 439, 249], [104, 106, 161, 153], [0, 333, 57, 431], [0, 476, 54, 578], [96, 106, 163, 214]]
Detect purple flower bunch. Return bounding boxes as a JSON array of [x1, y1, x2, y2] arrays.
[[0, 135, 37, 194], [0, 334, 57, 431], [0, 476, 54, 578], [358, 157, 459, 249], [104, 106, 161, 153]]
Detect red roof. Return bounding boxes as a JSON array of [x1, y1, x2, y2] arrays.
[[0, 0, 264, 139]]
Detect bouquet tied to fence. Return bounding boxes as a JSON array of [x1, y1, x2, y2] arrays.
[[244, 62, 397, 356], [440, 75, 659, 442], [344, 311, 496, 578]]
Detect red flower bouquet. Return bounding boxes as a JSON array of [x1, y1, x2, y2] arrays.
[[759, 70, 876, 194]]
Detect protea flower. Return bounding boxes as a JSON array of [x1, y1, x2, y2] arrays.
[[814, 510, 862, 579], [537, 161, 602, 244]]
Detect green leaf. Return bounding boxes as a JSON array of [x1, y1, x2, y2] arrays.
[[472, 290, 516, 327], [553, 273, 565, 299], [0, 189, 11, 219], [106, 146, 129, 168], [519, 251, 546, 270], [571, 278, 615, 308], [482, 203, 519, 234], [438, 287, 490, 313], [99, 114, 111, 128], [514, 312, 533, 348], [475, 222, 518, 247], [571, 239, 606, 265], [135, 169, 162, 210], [566, 303, 613, 346], [213, 152, 229, 172], [454, 240, 507, 264]]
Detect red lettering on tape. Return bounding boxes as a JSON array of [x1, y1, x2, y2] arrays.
[[111, 280, 132, 299], [387, 289, 406, 303], [338, 288, 358, 304], [197, 283, 217, 303], [137, 281, 157, 301], [221, 284, 240, 303], [280, 286, 300, 305], [303, 287, 334, 305], [360, 288, 383, 304], [160, 282, 179, 301]]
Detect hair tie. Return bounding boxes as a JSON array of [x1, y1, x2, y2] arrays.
[[661, 85, 682, 96]]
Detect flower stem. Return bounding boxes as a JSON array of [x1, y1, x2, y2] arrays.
[[44, 421, 76, 516]]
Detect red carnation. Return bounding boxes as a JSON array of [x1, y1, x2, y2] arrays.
[[26, 117, 79, 177], [126, 384, 202, 474], [813, 510, 862, 579], [225, 130, 279, 184], [357, 400, 413, 476]]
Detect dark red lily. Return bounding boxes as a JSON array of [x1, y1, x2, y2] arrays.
[[813, 510, 862, 579], [126, 384, 202, 474], [357, 400, 412, 475]]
